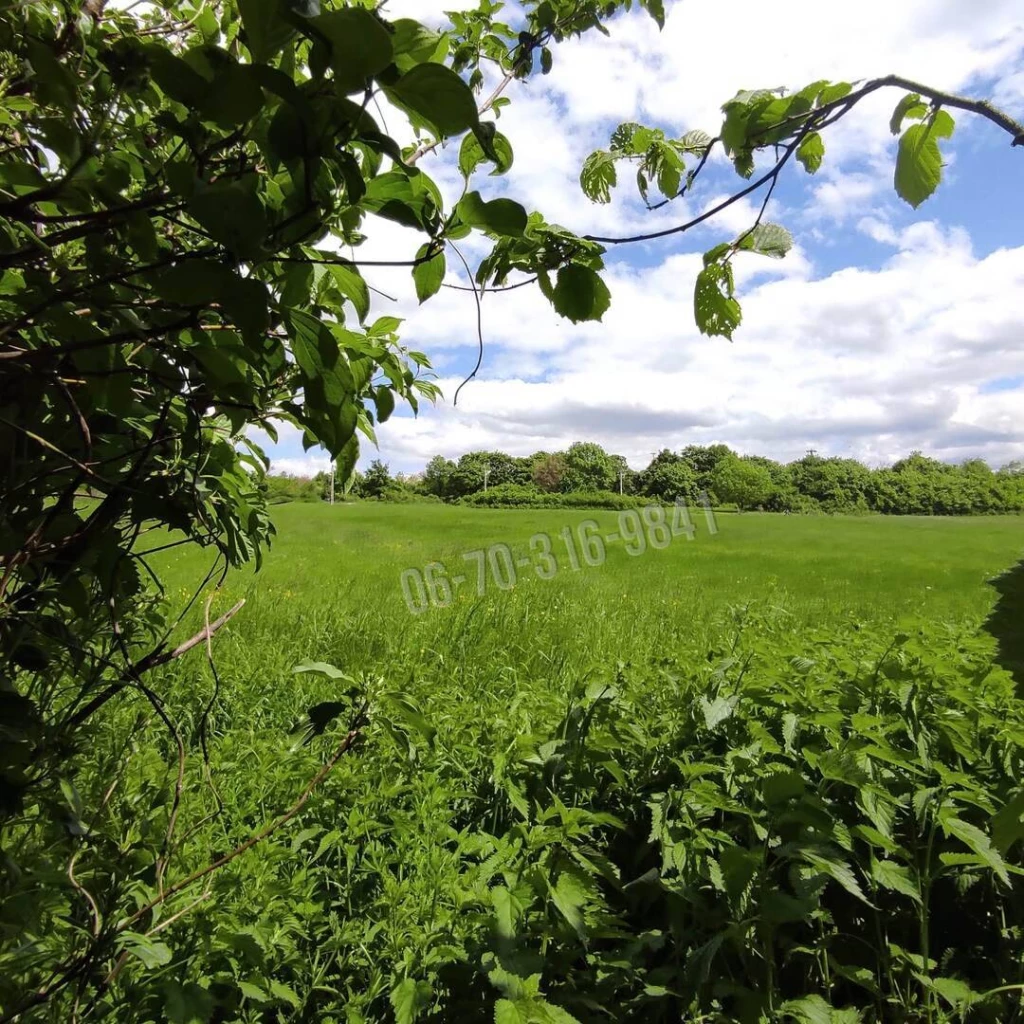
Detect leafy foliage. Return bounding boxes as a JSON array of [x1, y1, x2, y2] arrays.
[[7, 602, 1024, 1021], [3, 0, 1023, 1019]]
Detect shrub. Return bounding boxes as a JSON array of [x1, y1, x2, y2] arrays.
[[461, 485, 643, 510]]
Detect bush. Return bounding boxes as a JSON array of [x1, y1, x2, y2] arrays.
[[262, 474, 325, 504], [461, 484, 643, 510]]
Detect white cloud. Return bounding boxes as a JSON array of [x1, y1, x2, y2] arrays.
[[365, 221, 1024, 472], [269, 455, 332, 477], [256, 1, 1024, 478]]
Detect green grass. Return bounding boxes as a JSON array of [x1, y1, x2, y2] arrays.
[[152, 504, 1023, 696], [16, 505, 1024, 1021]]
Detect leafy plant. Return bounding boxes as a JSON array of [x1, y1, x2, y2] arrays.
[[2, 0, 1023, 1020]]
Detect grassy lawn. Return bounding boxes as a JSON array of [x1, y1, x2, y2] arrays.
[[151, 504, 1024, 694]]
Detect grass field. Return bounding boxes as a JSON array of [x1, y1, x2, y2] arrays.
[[18, 505, 1024, 1021], [154, 504, 1024, 690]]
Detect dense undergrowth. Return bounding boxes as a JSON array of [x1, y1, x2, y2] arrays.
[[4, 609, 1024, 1023]]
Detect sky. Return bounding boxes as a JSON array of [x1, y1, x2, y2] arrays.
[[261, 0, 1024, 477]]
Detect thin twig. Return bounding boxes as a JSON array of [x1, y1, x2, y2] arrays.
[[449, 242, 484, 406], [443, 275, 537, 294], [120, 705, 368, 931], [64, 598, 246, 729]]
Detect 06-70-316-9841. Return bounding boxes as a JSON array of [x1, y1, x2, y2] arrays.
[[400, 496, 719, 616]]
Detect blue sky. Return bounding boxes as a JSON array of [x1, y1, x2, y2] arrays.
[[260, 0, 1024, 477]]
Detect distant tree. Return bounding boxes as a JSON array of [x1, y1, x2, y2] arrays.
[[361, 460, 392, 500], [449, 451, 529, 497], [711, 455, 774, 509], [789, 453, 872, 512], [562, 442, 618, 492], [532, 452, 567, 493], [423, 455, 456, 498], [740, 455, 797, 510], [681, 444, 737, 491], [641, 458, 698, 501]]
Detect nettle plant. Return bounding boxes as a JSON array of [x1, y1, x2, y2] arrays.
[[0, 0, 1023, 1018]]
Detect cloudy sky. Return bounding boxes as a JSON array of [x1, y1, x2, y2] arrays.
[[263, 0, 1024, 477]]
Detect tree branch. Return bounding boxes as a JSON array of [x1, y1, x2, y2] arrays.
[[63, 598, 246, 729], [585, 74, 1024, 245]]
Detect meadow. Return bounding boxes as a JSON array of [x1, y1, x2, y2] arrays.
[[8, 505, 1024, 1023], [154, 504, 1024, 684]]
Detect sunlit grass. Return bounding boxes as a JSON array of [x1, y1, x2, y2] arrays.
[[150, 504, 1024, 703]]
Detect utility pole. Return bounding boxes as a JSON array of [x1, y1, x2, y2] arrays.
[[619, 468, 624, 495], [330, 462, 335, 505], [483, 465, 491, 493]]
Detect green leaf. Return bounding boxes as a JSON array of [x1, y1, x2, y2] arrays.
[[459, 129, 514, 178], [237, 0, 295, 62], [796, 131, 825, 173], [941, 815, 1010, 884], [694, 261, 741, 339], [413, 245, 446, 303], [870, 857, 921, 903], [188, 182, 267, 259], [164, 981, 214, 1024], [373, 386, 396, 424], [889, 92, 928, 135], [456, 191, 527, 237], [992, 790, 1024, 854], [492, 885, 517, 939], [268, 980, 301, 1007], [642, 0, 666, 28], [293, 660, 349, 679], [802, 849, 872, 905], [701, 693, 737, 729], [237, 980, 269, 1002], [818, 81, 852, 105], [119, 932, 173, 969], [335, 433, 359, 493], [201, 64, 265, 128], [551, 265, 611, 324], [737, 222, 793, 259], [327, 263, 370, 322], [391, 18, 444, 69], [146, 45, 209, 108], [928, 976, 977, 1010], [550, 870, 589, 939], [311, 9, 393, 94], [287, 309, 359, 453], [222, 276, 270, 345], [390, 978, 432, 1024], [580, 151, 617, 204], [762, 770, 805, 805], [894, 109, 955, 209], [778, 994, 832, 1024], [155, 260, 237, 306], [718, 845, 760, 902], [289, 309, 354, 392], [389, 63, 479, 137], [495, 1000, 530, 1024]]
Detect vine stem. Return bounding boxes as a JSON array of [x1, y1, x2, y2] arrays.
[[63, 598, 246, 729]]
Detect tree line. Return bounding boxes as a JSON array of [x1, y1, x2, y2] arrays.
[[264, 442, 1024, 515]]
